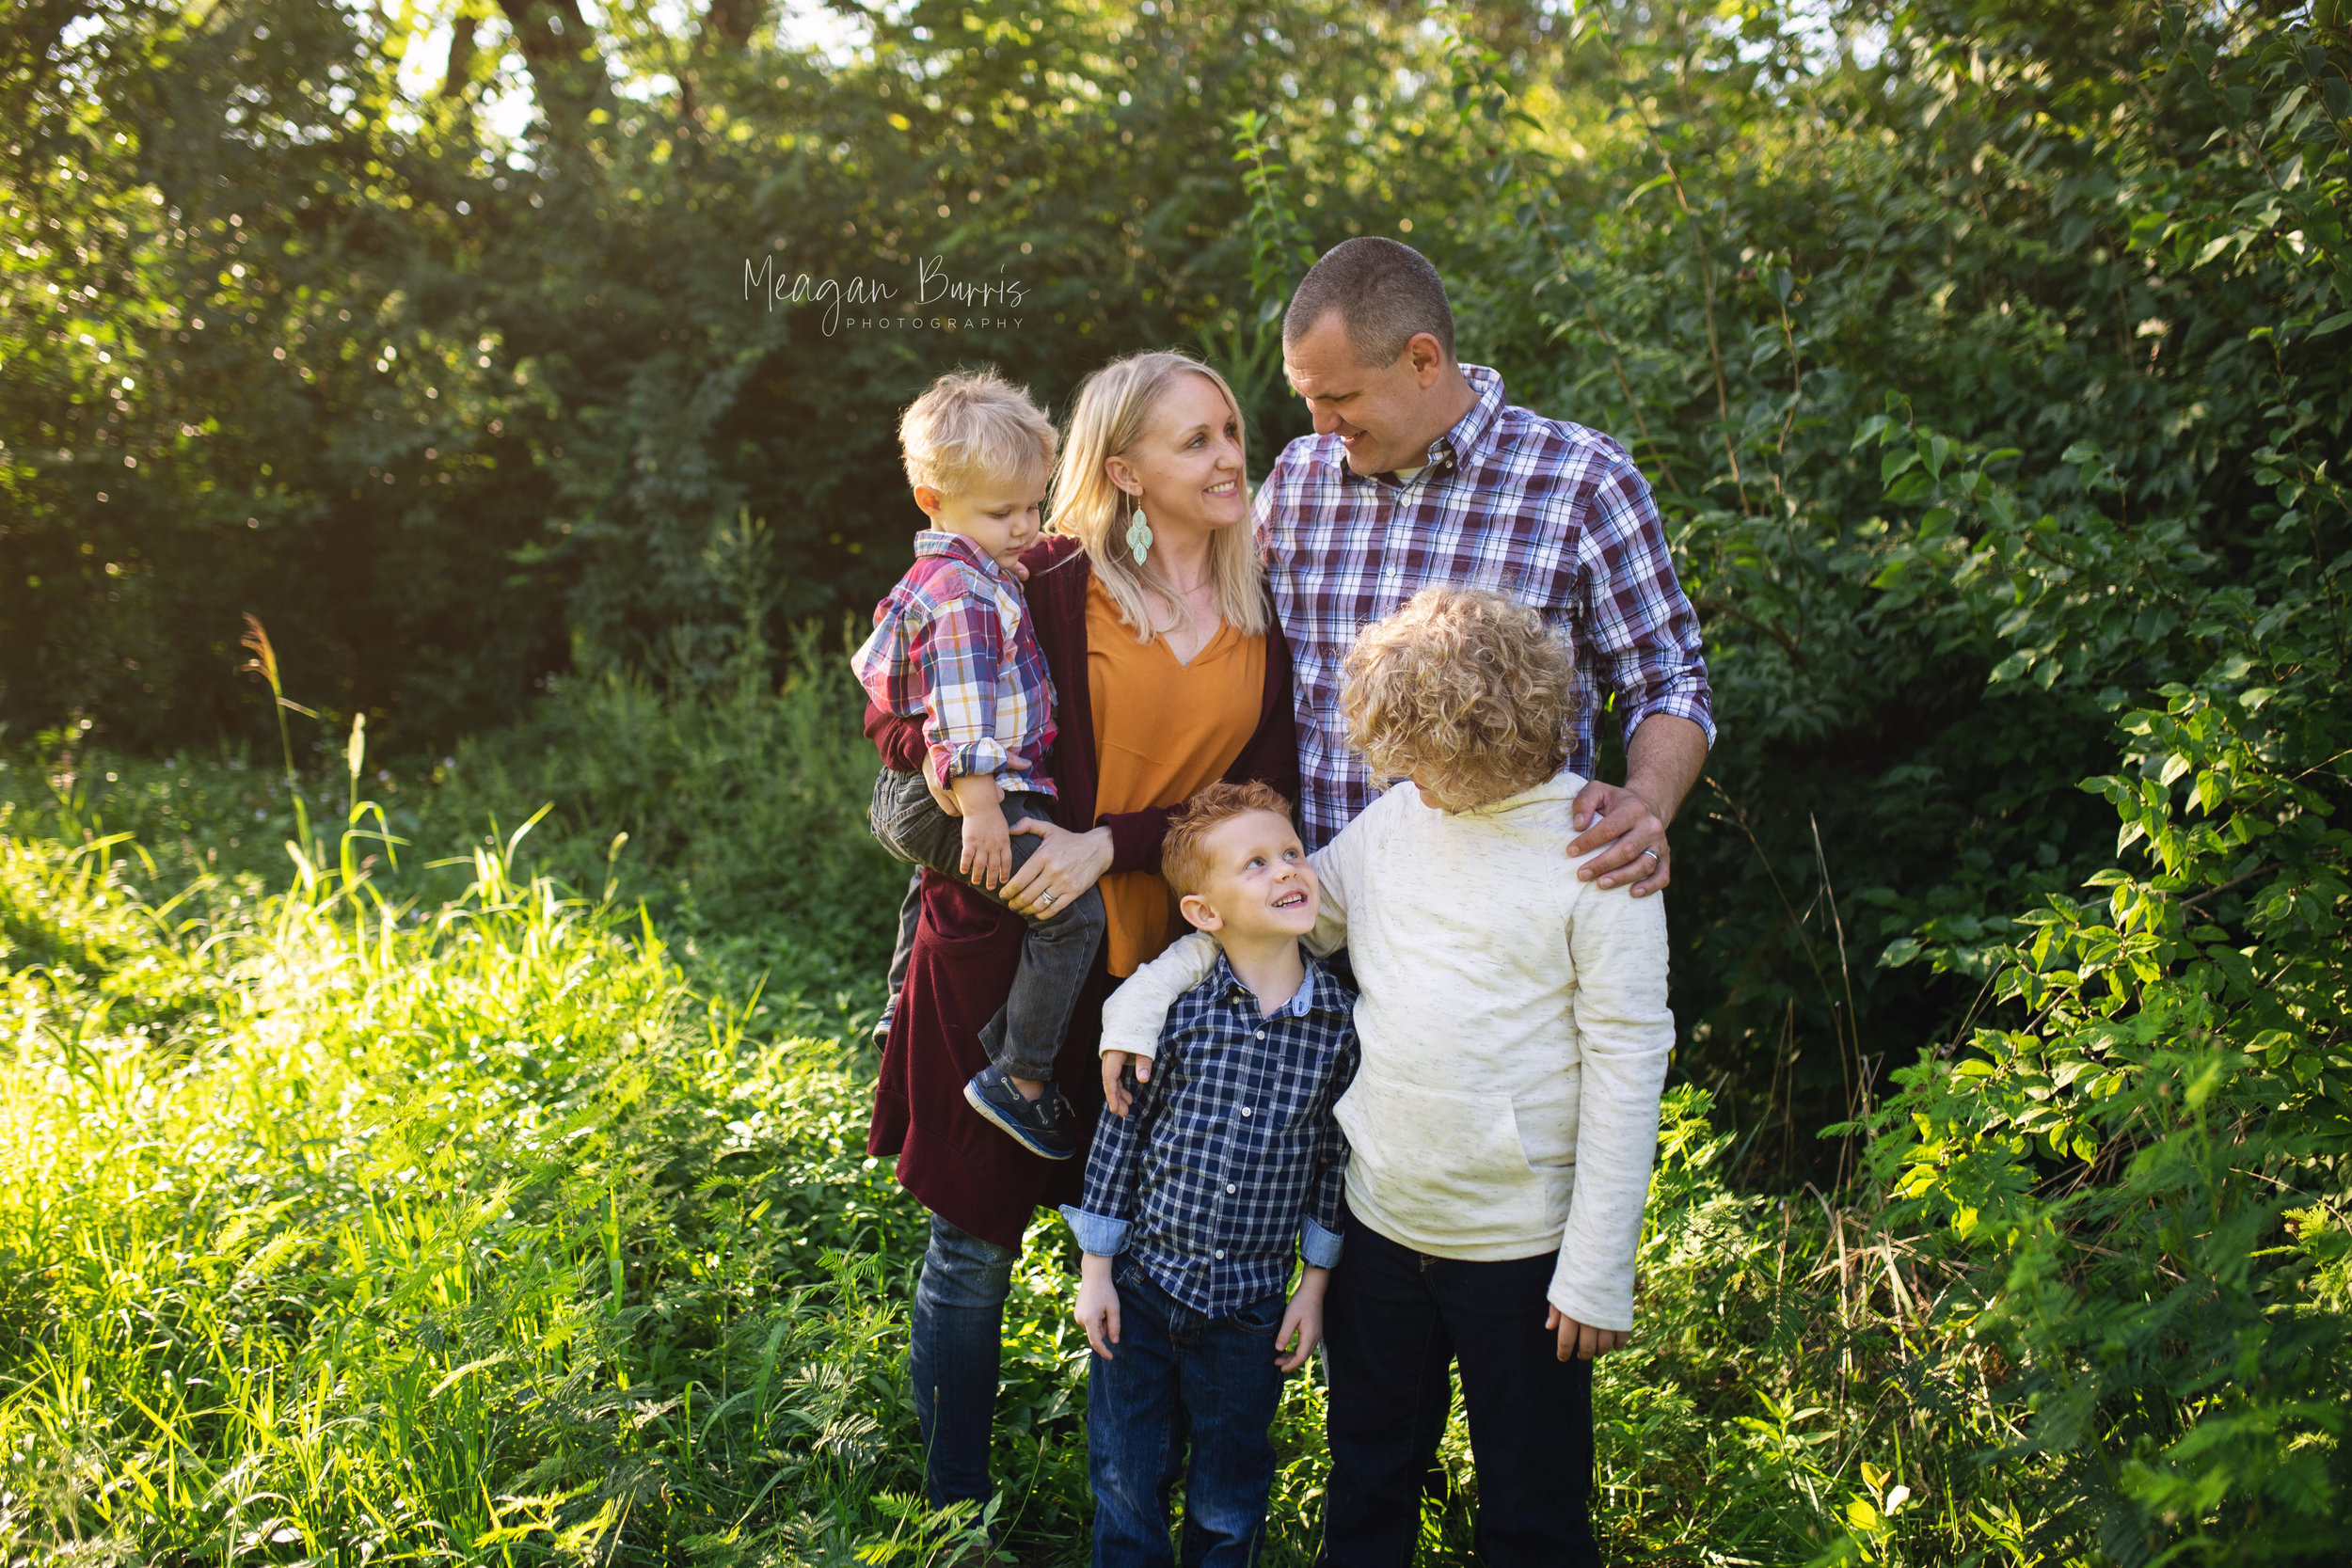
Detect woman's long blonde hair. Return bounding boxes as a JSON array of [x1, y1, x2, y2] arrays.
[[1047, 350, 1268, 641]]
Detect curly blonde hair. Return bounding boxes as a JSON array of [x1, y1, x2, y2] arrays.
[[1340, 587, 1577, 812]]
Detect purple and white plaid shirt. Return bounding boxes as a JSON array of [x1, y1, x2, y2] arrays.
[[1254, 363, 1713, 849], [851, 531, 1059, 793]]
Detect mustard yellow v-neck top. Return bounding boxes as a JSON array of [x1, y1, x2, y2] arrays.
[[1086, 574, 1267, 974]]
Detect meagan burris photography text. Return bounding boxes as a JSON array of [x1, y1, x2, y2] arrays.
[[743, 254, 1026, 336]]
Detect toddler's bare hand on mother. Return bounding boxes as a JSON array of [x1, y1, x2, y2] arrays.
[[1001, 820, 1114, 920]]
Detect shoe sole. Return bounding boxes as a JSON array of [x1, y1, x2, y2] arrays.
[[963, 1079, 1076, 1161]]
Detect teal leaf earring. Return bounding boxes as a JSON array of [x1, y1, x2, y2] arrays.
[[1125, 505, 1153, 565]]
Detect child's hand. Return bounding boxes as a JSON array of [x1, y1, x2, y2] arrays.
[[1076, 1256, 1122, 1361], [1545, 1304, 1630, 1360], [950, 777, 1012, 889], [1276, 1265, 1331, 1372], [1100, 1050, 1153, 1117]]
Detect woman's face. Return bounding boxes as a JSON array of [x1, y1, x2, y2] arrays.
[[1107, 372, 1247, 536]]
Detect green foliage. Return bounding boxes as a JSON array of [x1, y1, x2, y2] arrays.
[[0, 0, 1452, 750], [6, 0, 2350, 1559], [0, 800, 2040, 1561]]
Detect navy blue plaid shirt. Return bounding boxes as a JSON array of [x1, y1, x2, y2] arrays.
[[1062, 952, 1359, 1318]]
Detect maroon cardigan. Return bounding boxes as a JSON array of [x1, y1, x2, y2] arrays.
[[864, 535, 1300, 1249]]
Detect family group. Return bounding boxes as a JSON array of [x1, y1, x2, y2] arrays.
[[850, 235, 1714, 1565]]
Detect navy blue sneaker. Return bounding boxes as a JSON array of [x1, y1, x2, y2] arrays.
[[963, 1066, 1077, 1160]]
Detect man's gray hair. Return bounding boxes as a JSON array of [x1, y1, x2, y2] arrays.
[[1282, 237, 1455, 366]]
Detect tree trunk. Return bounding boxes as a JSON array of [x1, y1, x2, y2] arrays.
[[494, 0, 612, 141], [440, 2, 478, 98]]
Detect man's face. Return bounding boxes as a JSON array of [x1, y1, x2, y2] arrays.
[[916, 480, 1046, 569], [1282, 310, 1454, 477], [1181, 810, 1321, 942]]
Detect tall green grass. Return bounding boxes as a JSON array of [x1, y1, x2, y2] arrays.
[[2, 673, 2097, 1565]]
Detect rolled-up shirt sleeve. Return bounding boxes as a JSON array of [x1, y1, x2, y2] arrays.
[[906, 594, 1012, 784], [1579, 460, 1714, 752]]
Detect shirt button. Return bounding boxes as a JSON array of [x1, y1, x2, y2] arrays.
[[1255, 1030, 1266, 1040], [1215, 1249, 1226, 1259], [1240, 1107, 1253, 1117], [1226, 1183, 1238, 1194]]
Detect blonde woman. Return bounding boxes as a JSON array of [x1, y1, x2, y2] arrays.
[[862, 350, 1300, 1528]]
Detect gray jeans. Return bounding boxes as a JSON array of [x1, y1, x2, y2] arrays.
[[867, 768, 1106, 1082]]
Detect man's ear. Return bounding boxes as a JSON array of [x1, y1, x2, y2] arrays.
[[1406, 332, 1449, 387], [1179, 893, 1224, 934], [913, 484, 945, 518]]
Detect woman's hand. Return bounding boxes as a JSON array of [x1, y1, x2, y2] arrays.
[[1001, 821, 1114, 919]]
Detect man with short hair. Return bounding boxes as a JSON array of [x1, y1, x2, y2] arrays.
[[1263, 236, 1713, 888], [1265, 237, 1708, 1565]]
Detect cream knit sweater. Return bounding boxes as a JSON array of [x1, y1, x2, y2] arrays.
[[1098, 774, 1674, 1332]]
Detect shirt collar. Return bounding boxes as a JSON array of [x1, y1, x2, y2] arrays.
[[1212, 949, 1346, 1021], [914, 529, 1013, 583], [1327, 361, 1508, 485]]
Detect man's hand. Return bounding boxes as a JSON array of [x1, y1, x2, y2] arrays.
[[1076, 1255, 1122, 1360], [1567, 780, 1671, 895], [1276, 1266, 1331, 1372], [1567, 714, 1708, 897], [1101, 1050, 1153, 1117], [954, 781, 1013, 889], [1546, 1304, 1629, 1361]]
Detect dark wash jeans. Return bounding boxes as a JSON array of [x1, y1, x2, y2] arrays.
[[1316, 1219, 1601, 1568], [911, 1212, 1020, 1508], [1088, 1262, 1287, 1568], [867, 768, 1106, 1081]]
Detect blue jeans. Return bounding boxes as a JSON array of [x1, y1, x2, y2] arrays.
[[1315, 1219, 1599, 1567], [1088, 1262, 1287, 1567], [911, 1213, 1019, 1508]]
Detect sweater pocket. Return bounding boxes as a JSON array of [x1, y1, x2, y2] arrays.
[[1335, 1069, 1557, 1250]]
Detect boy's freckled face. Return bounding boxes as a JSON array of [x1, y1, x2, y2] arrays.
[[1184, 810, 1320, 942], [919, 481, 1047, 569]]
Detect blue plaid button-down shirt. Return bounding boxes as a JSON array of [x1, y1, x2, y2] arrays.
[[1254, 363, 1714, 849], [1064, 953, 1359, 1318], [850, 530, 1058, 792]]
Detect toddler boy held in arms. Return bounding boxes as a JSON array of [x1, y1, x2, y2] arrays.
[[851, 369, 1106, 1161], [1099, 587, 1676, 1566], [1063, 781, 1359, 1568]]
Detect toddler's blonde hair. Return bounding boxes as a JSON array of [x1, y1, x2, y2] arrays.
[[898, 369, 1057, 499], [1341, 587, 1577, 812]]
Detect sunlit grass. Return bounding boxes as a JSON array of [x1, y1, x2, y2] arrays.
[[0, 705, 2060, 1564]]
